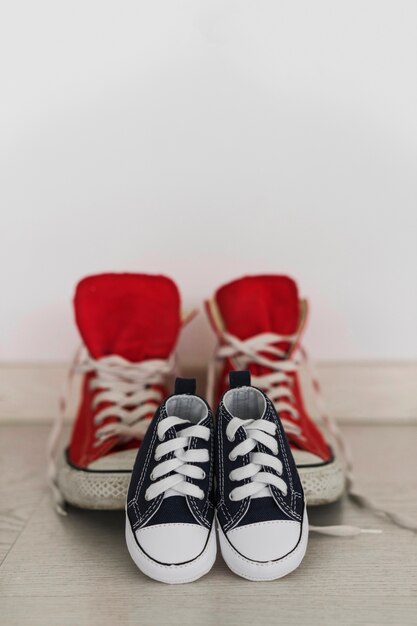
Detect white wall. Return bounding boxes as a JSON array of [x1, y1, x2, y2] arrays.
[[1, 1, 416, 364]]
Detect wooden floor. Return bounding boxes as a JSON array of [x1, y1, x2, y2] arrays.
[[1, 424, 416, 626]]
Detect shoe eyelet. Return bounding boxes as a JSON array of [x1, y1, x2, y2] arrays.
[[200, 470, 206, 479], [229, 493, 235, 501], [145, 493, 150, 501], [150, 472, 155, 481], [228, 453, 236, 462], [227, 434, 235, 443]]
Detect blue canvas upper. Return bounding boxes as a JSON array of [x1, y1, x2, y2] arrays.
[[127, 394, 215, 533], [215, 385, 305, 533]]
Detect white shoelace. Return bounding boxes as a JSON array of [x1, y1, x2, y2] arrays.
[[226, 417, 287, 501], [208, 332, 302, 438], [145, 415, 210, 501], [79, 355, 174, 444], [209, 331, 417, 535], [48, 351, 175, 514]]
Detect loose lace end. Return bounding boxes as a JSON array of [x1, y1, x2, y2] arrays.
[[310, 525, 382, 537], [49, 480, 67, 516], [55, 502, 68, 517], [348, 487, 417, 533]]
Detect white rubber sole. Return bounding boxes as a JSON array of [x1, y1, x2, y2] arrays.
[[57, 456, 130, 510], [218, 509, 309, 582], [298, 457, 345, 506], [57, 452, 344, 510], [126, 518, 217, 584]]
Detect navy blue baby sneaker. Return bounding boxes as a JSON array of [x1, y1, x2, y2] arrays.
[[125, 378, 216, 584], [126, 372, 307, 583], [215, 370, 308, 581]]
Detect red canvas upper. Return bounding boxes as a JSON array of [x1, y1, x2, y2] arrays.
[[216, 275, 299, 339], [68, 273, 181, 467], [207, 275, 331, 462], [75, 273, 181, 362], [216, 275, 300, 371]]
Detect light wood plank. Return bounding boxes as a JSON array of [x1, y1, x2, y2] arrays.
[[0, 426, 48, 563], [0, 592, 415, 626], [0, 364, 65, 422], [0, 425, 416, 626], [319, 362, 417, 423]]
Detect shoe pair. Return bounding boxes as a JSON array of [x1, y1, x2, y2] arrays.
[[126, 371, 308, 584], [51, 272, 344, 514]]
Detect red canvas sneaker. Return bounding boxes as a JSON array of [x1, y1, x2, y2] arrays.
[[51, 273, 182, 511], [205, 275, 345, 506]]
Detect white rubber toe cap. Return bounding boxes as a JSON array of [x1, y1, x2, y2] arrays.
[[136, 523, 209, 565], [226, 520, 302, 562]]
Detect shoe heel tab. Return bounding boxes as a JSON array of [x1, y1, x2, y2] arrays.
[[175, 377, 197, 395], [229, 370, 251, 389]]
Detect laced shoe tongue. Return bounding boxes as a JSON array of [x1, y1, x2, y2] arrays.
[[74, 273, 181, 361], [214, 275, 300, 375]]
